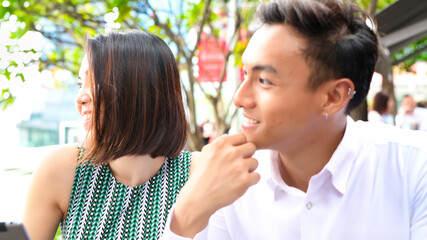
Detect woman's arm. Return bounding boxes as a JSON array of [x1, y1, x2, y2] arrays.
[[22, 144, 79, 240]]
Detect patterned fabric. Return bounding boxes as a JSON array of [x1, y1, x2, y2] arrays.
[[60, 150, 191, 240]]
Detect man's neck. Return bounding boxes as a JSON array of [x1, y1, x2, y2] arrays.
[[276, 116, 347, 192]]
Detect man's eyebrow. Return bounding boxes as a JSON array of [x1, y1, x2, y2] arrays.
[[252, 65, 277, 74]]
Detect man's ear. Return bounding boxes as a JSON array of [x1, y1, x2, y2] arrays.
[[321, 78, 355, 116]]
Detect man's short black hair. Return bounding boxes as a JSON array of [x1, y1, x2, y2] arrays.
[[257, 0, 379, 113]]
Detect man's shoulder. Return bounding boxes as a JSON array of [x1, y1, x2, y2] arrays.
[[353, 120, 427, 149]]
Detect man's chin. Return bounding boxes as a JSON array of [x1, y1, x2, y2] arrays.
[[240, 132, 262, 150]]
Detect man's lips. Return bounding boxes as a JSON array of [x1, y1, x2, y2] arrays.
[[243, 116, 260, 124], [242, 115, 260, 129]]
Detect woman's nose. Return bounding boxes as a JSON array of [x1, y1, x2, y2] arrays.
[[76, 89, 91, 105]]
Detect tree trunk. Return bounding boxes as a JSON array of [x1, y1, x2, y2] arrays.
[[376, 45, 397, 115], [187, 128, 204, 151]]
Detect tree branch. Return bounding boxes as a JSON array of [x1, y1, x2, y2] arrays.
[[215, 0, 242, 102], [143, 0, 189, 59], [189, 0, 213, 57]]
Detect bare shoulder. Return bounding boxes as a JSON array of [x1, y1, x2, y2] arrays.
[[35, 144, 80, 177], [29, 144, 80, 215], [23, 145, 80, 240], [34, 144, 79, 179]]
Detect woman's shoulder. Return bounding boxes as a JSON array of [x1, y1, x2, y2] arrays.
[[37, 144, 81, 172], [31, 144, 81, 212]]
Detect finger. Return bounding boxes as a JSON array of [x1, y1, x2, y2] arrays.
[[233, 142, 256, 158], [246, 158, 259, 173], [229, 133, 248, 146], [214, 133, 247, 146], [247, 172, 261, 187]]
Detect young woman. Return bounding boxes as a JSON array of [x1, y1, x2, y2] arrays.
[[368, 91, 395, 124], [23, 30, 191, 240]]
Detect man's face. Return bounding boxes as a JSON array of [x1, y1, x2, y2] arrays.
[[401, 96, 416, 115], [233, 24, 326, 151]]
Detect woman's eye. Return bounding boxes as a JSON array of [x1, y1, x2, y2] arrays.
[[77, 81, 83, 89]]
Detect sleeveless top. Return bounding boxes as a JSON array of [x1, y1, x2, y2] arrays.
[[60, 149, 191, 240]]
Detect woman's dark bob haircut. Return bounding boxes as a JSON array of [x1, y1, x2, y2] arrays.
[[84, 30, 187, 164]]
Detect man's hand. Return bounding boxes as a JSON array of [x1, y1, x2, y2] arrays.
[[171, 133, 260, 238]]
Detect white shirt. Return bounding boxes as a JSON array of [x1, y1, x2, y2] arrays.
[[368, 110, 394, 125], [162, 118, 427, 240], [367, 110, 383, 122]]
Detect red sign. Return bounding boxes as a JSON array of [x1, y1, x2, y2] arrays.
[[197, 33, 228, 82]]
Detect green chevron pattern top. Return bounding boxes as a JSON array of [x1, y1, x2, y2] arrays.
[[60, 149, 191, 240]]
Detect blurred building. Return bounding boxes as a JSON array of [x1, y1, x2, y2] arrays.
[[17, 83, 83, 147]]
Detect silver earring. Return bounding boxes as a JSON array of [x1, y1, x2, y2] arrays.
[[325, 113, 328, 120], [348, 88, 356, 99]]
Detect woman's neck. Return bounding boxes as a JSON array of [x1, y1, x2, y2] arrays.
[[108, 154, 166, 187]]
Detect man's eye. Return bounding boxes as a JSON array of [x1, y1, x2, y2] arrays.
[[259, 78, 271, 85]]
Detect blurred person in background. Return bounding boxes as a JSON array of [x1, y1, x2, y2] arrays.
[[200, 120, 217, 145], [23, 30, 191, 240], [367, 91, 395, 125], [396, 94, 427, 131]]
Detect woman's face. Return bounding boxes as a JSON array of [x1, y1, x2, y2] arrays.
[[75, 54, 93, 132]]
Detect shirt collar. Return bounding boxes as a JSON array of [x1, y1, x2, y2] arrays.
[[323, 116, 360, 195], [264, 116, 361, 196]]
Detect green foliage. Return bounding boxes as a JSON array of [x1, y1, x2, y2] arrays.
[[0, 0, 130, 110], [392, 36, 427, 71], [376, 0, 398, 10], [54, 226, 61, 239], [353, 0, 397, 12], [0, 89, 15, 111], [184, 1, 205, 27]]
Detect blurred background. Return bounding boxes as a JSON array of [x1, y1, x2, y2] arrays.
[[1, 0, 426, 223]]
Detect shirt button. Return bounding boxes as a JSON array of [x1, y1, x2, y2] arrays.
[[306, 202, 313, 209]]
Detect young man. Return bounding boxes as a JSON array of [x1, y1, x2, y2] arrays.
[[163, 0, 427, 239]]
